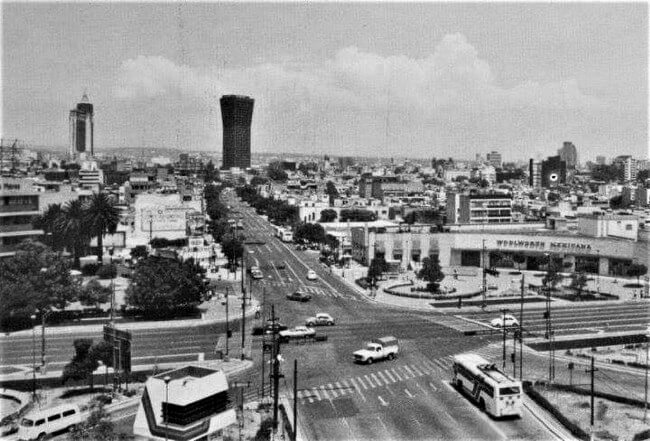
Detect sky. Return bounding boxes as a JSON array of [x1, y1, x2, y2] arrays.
[[2, 2, 648, 162]]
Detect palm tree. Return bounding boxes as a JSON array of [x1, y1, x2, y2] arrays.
[[84, 192, 120, 262], [33, 203, 65, 250], [57, 199, 90, 267]]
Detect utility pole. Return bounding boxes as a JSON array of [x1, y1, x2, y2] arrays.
[[501, 308, 508, 370], [241, 256, 246, 361], [644, 326, 649, 422], [482, 239, 487, 309], [225, 286, 229, 358], [586, 356, 598, 436], [272, 305, 281, 432], [519, 274, 525, 380], [512, 329, 517, 377], [293, 359, 298, 441]]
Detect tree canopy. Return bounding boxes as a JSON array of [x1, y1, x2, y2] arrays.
[[125, 256, 206, 315], [627, 263, 648, 285], [0, 241, 81, 324], [319, 209, 338, 223], [325, 181, 339, 205], [367, 254, 388, 287], [84, 192, 120, 261], [221, 233, 244, 269], [418, 254, 445, 292], [267, 162, 288, 182], [294, 222, 326, 244]]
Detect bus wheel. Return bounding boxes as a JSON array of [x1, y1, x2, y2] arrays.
[[37, 433, 47, 440], [388, 353, 394, 360], [479, 398, 486, 411]]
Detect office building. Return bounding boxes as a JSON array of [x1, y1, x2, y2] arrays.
[[220, 95, 254, 170], [68, 93, 94, 158], [613, 155, 638, 182], [446, 192, 513, 225], [486, 151, 502, 168], [596, 156, 607, 166], [558, 142, 578, 169], [528, 159, 542, 188], [540, 155, 567, 188], [0, 178, 43, 257]]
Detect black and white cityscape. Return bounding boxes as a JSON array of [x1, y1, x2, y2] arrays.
[[1, 3, 649, 441]]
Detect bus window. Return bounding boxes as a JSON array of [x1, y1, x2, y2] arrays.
[[499, 386, 520, 395]]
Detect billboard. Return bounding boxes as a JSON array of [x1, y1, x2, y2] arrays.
[[140, 207, 187, 232]]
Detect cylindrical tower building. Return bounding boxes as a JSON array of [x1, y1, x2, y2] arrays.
[[68, 93, 94, 158], [220, 95, 254, 170]]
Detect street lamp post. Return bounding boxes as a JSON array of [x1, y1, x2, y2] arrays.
[[109, 247, 115, 324], [30, 314, 37, 401], [164, 375, 171, 441], [643, 326, 650, 423], [500, 308, 509, 370]]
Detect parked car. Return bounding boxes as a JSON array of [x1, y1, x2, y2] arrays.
[[306, 270, 318, 280], [251, 269, 264, 279], [353, 336, 399, 364], [276, 262, 286, 270], [490, 314, 519, 328], [286, 291, 312, 302], [279, 326, 316, 342], [306, 313, 335, 327], [263, 321, 289, 334]]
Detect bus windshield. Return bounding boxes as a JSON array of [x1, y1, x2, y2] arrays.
[[499, 386, 521, 396]]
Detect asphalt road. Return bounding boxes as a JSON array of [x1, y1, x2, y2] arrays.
[[225, 195, 566, 440]]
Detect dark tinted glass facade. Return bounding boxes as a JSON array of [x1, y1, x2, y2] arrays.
[[220, 95, 254, 170]]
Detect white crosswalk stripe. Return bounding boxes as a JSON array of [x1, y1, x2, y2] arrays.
[[377, 371, 390, 384], [384, 370, 396, 383], [390, 368, 403, 381]]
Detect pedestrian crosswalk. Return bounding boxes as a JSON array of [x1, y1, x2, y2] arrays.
[[255, 281, 357, 300], [296, 345, 504, 405]]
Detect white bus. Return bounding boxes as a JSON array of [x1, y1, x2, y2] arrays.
[[452, 353, 522, 418], [275, 226, 293, 242]]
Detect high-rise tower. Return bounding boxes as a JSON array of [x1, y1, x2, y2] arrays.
[[558, 141, 578, 169], [68, 93, 94, 158], [220, 95, 254, 170]]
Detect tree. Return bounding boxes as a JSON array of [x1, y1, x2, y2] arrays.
[[513, 254, 526, 272], [325, 181, 339, 205], [62, 339, 99, 390], [367, 254, 387, 288], [591, 164, 622, 182], [609, 195, 629, 210], [84, 192, 120, 262], [130, 245, 149, 261], [542, 256, 562, 292], [0, 241, 80, 326], [637, 169, 649, 183], [126, 256, 205, 316], [221, 234, 244, 270], [294, 223, 326, 244], [79, 280, 112, 308], [569, 272, 588, 300], [57, 199, 91, 267], [70, 403, 120, 441], [250, 176, 268, 187], [627, 263, 648, 286], [203, 160, 217, 183], [267, 162, 288, 182], [319, 209, 338, 223], [32, 203, 66, 251], [418, 254, 445, 292]]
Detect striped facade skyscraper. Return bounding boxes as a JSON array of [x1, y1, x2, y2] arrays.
[[220, 95, 254, 170]]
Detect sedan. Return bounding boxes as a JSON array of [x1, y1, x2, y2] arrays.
[[306, 270, 318, 280], [306, 313, 335, 327], [279, 326, 316, 341], [490, 314, 519, 328], [286, 291, 312, 302]]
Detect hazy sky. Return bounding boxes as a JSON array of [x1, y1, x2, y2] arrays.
[[2, 2, 648, 161]]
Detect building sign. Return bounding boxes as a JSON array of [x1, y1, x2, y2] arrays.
[[495, 239, 592, 251], [140, 207, 187, 232]]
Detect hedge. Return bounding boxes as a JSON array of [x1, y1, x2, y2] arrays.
[[523, 381, 590, 440]]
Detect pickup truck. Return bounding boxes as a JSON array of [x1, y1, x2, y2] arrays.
[[353, 336, 399, 364]]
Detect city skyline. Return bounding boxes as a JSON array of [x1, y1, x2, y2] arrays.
[[2, 2, 648, 161]]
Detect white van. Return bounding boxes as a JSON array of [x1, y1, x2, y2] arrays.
[[18, 404, 83, 440]]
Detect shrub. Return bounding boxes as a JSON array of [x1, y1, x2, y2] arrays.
[[96, 264, 117, 279], [81, 263, 100, 276]]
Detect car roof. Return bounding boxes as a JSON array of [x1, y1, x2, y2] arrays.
[[316, 313, 331, 317]]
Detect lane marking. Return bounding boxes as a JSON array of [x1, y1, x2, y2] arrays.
[[384, 370, 396, 383], [364, 374, 376, 388], [319, 386, 330, 400], [312, 389, 321, 401], [370, 373, 381, 386], [377, 372, 390, 384], [399, 366, 413, 379], [357, 376, 368, 390], [404, 365, 417, 377], [378, 395, 389, 407], [328, 383, 338, 398], [429, 382, 438, 391], [416, 381, 428, 395], [335, 381, 345, 396], [341, 380, 351, 395], [404, 388, 414, 398], [411, 364, 424, 376], [349, 377, 367, 402], [390, 368, 403, 381]]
